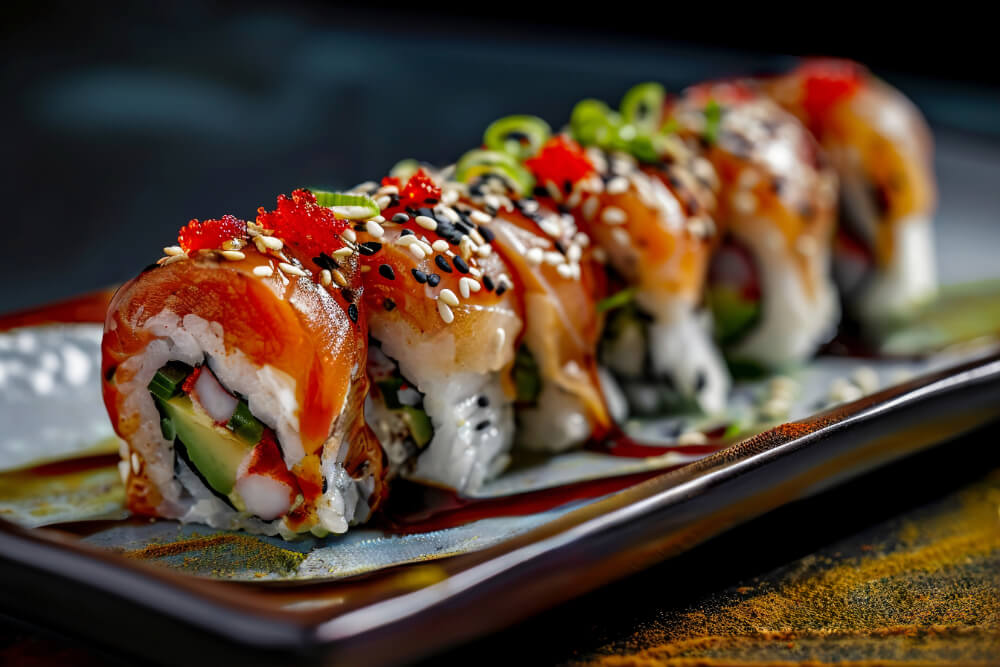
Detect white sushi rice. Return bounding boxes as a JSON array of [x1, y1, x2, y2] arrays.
[[602, 295, 731, 415], [110, 310, 375, 537], [726, 221, 840, 367], [516, 382, 593, 454], [853, 216, 938, 322], [370, 317, 515, 493]]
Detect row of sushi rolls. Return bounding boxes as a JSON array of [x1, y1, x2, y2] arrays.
[[102, 59, 937, 539]]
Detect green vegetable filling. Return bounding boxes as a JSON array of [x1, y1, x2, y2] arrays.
[[707, 285, 761, 345], [513, 345, 542, 405], [376, 375, 433, 448]]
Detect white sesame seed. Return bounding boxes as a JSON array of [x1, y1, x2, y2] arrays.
[[331, 269, 348, 287], [545, 181, 562, 202], [437, 300, 454, 324], [606, 177, 629, 195], [395, 234, 417, 246], [573, 231, 590, 247], [731, 191, 758, 215], [438, 288, 459, 307], [278, 262, 307, 277], [520, 199, 539, 214], [544, 251, 564, 266], [253, 236, 268, 253], [459, 237, 475, 260], [220, 250, 246, 261], [332, 247, 354, 259], [611, 228, 631, 247], [131, 452, 141, 475], [417, 240, 434, 255], [469, 267, 482, 278], [371, 215, 386, 223], [319, 269, 332, 286], [469, 210, 492, 225], [525, 247, 544, 265], [556, 263, 573, 278], [253, 265, 274, 277], [259, 235, 284, 250], [852, 366, 880, 394], [342, 229, 357, 243], [484, 194, 502, 211], [441, 188, 459, 206], [436, 206, 460, 223], [157, 254, 187, 266], [365, 220, 385, 238], [408, 244, 426, 260], [469, 229, 485, 246], [375, 195, 391, 210], [582, 197, 600, 221], [163, 245, 184, 256], [601, 207, 627, 225], [566, 189, 582, 209], [459, 277, 471, 299], [476, 244, 492, 258], [353, 181, 378, 193], [432, 239, 449, 252], [375, 184, 399, 197], [415, 215, 438, 231], [567, 244, 582, 262], [592, 247, 608, 264], [539, 218, 562, 238], [677, 430, 708, 445]]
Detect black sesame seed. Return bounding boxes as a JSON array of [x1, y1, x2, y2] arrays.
[[417, 207, 435, 218], [477, 225, 495, 242], [563, 179, 573, 194], [454, 219, 472, 234], [435, 255, 453, 273], [341, 288, 354, 302], [495, 283, 508, 296], [553, 240, 566, 255], [477, 395, 490, 407], [475, 420, 491, 431], [400, 228, 415, 237], [383, 297, 396, 311], [322, 477, 329, 493], [392, 213, 409, 223], [348, 303, 359, 323], [388, 193, 401, 208], [378, 264, 395, 280], [406, 206, 419, 216], [424, 197, 438, 205], [695, 371, 707, 393], [533, 185, 548, 198], [313, 253, 339, 270], [452, 256, 469, 274], [427, 273, 441, 287], [411, 268, 428, 283], [482, 275, 495, 291], [358, 242, 382, 256], [354, 223, 367, 232]]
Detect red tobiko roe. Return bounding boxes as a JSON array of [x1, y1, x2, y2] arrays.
[[799, 59, 863, 118], [256, 189, 349, 262], [177, 214, 247, 253], [524, 136, 595, 188], [398, 169, 442, 207]]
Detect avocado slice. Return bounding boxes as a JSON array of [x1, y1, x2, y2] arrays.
[[398, 405, 433, 448], [157, 395, 251, 496]]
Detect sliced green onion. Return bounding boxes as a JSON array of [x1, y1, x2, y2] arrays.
[[148, 362, 192, 401], [620, 82, 666, 135], [376, 377, 404, 409], [570, 99, 620, 147], [722, 422, 742, 439], [596, 287, 638, 313], [703, 99, 722, 145], [389, 159, 420, 182], [454, 149, 535, 196], [483, 115, 552, 160], [398, 406, 433, 448], [311, 191, 381, 219], [226, 400, 264, 445]]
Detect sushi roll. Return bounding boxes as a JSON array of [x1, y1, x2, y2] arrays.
[[351, 169, 523, 491], [451, 133, 615, 452], [762, 59, 938, 323], [101, 191, 386, 538], [670, 81, 841, 368], [478, 106, 730, 414]]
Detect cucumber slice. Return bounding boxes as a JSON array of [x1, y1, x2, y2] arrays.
[[147, 362, 192, 401], [708, 285, 761, 345], [398, 406, 433, 449], [483, 115, 552, 161], [226, 400, 264, 445]]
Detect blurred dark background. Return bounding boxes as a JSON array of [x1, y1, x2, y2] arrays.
[[3, 3, 999, 313]]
